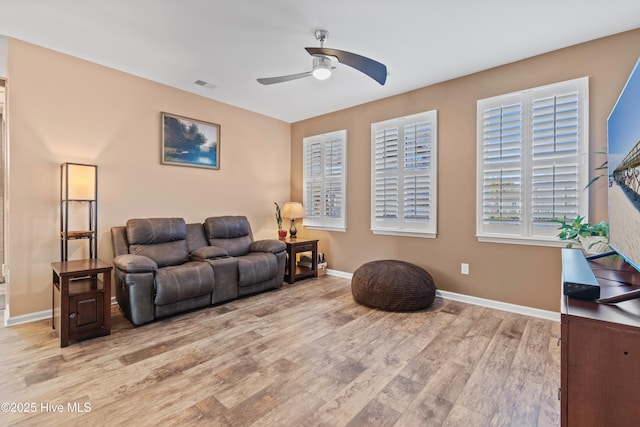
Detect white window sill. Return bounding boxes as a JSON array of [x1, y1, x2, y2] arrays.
[[477, 234, 571, 248], [372, 229, 437, 239], [303, 225, 347, 233]]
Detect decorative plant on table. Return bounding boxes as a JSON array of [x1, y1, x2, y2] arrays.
[[274, 202, 287, 240], [584, 149, 610, 189], [552, 215, 610, 254], [553, 149, 612, 254]]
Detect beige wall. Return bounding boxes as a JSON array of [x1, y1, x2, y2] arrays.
[[291, 29, 640, 312], [6, 39, 291, 318], [6, 28, 640, 319]]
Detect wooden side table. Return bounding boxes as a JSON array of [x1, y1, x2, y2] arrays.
[[284, 238, 318, 284], [51, 259, 112, 347], [560, 255, 640, 426]]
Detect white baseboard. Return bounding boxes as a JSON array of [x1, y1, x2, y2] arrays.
[[5, 306, 51, 327], [435, 289, 559, 322], [6, 273, 559, 327], [5, 297, 119, 327], [327, 269, 560, 322], [326, 269, 353, 279]]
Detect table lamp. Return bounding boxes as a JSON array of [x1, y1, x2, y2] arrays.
[[281, 202, 306, 239]]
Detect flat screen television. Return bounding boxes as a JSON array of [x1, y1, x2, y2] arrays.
[[608, 56, 640, 273]]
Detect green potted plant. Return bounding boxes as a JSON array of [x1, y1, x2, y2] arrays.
[[274, 202, 287, 240], [552, 215, 610, 254], [584, 149, 610, 190], [553, 149, 612, 254]]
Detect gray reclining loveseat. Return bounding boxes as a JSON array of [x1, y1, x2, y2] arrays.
[[111, 216, 286, 326]]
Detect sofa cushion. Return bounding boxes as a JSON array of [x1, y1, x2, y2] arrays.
[[154, 261, 214, 305], [204, 216, 251, 238], [130, 240, 190, 268], [127, 218, 189, 267], [250, 239, 286, 254], [204, 216, 253, 257], [127, 218, 186, 244], [237, 253, 277, 286]]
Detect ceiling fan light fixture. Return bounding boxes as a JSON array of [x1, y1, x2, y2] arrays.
[[256, 29, 386, 86], [312, 56, 332, 80]]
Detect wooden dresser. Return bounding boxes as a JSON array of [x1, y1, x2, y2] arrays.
[[561, 255, 640, 426]]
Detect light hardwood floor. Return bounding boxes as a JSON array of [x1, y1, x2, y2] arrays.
[[0, 275, 560, 426]]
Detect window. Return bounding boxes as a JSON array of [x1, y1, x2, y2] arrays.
[[302, 129, 347, 231], [371, 111, 438, 237], [476, 77, 589, 245]]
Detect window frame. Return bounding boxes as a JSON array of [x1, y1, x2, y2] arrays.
[[371, 110, 438, 238], [302, 129, 347, 232], [476, 77, 589, 246]]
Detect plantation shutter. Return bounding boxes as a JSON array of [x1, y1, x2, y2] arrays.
[[477, 77, 588, 244], [374, 127, 399, 221], [324, 137, 344, 219], [530, 90, 581, 237], [403, 121, 433, 222], [371, 111, 438, 237], [302, 130, 347, 231], [303, 140, 323, 220], [479, 97, 524, 236]]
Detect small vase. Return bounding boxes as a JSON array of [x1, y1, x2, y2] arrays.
[[278, 230, 287, 240]]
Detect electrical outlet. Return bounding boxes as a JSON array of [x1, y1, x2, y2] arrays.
[[461, 263, 469, 275]]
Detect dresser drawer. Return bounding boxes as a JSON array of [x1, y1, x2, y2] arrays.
[[295, 243, 315, 252]]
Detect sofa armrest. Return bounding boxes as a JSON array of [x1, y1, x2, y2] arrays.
[[191, 245, 229, 260], [113, 254, 158, 273], [114, 269, 155, 326], [251, 239, 286, 254]]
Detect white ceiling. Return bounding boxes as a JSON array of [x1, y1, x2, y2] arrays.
[[1, 0, 640, 123]]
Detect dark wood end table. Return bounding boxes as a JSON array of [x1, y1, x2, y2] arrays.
[[51, 259, 113, 347], [284, 238, 319, 284]]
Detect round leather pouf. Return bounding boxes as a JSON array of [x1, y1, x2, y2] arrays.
[[351, 260, 436, 311]]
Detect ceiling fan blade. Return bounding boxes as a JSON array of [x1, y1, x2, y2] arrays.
[[306, 47, 387, 85], [257, 70, 313, 85]]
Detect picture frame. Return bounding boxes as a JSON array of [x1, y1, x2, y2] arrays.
[[161, 112, 220, 169]]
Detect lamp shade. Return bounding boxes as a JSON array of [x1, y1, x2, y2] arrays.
[[61, 163, 97, 200], [312, 56, 332, 80], [281, 202, 306, 219]]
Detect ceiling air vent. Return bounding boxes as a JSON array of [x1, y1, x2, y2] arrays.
[[194, 80, 216, 90]]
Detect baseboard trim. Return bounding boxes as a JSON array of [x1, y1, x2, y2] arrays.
[[327, 269, 560, 322], [435, 289, 560, 322], [6, 274, 559, 327], [326, 269, 353, 279], [5, 297, 119, 327], [6, 306, 50, 327]]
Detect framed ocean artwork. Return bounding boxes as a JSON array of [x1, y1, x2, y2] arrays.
[[161, 112, 220, 169]]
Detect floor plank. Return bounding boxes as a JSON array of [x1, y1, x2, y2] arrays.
[[0, 275, 560, 426]]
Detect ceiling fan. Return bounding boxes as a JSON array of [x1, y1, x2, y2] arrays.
[[257, 30, 387, 86]]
